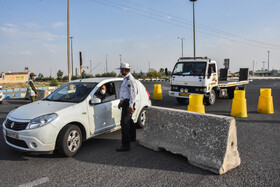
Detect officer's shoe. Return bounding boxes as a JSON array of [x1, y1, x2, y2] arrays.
[[116, 146, 130, 152]]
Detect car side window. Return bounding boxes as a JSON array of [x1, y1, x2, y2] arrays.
[[114, 81, 123, 99], [94, 82, 117, 103]]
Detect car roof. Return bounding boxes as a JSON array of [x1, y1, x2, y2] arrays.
[[71, 77, 123, 84]]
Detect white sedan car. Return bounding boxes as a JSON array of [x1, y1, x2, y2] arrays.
[[2, 78, 151, 156]]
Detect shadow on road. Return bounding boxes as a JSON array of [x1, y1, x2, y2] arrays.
[[72, 134, 213, 175]]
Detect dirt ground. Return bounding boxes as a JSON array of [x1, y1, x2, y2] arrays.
[[1, 82, 50, 89]]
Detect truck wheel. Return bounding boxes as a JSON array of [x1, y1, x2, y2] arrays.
[[137, 108, 147, 128], [57, 125, 82, 157], [176, 97, 187, 104], [205, 89, 216, 105]]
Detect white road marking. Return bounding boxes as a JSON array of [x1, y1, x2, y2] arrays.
[[18, 177, 49, 187]]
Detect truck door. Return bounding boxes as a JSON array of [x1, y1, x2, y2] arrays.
[[207, 63, 217, 86]]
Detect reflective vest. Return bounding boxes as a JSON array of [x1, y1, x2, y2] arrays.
[[27, 80, 36, 96]]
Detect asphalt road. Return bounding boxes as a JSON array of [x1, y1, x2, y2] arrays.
[[0, 79, 279, 186]]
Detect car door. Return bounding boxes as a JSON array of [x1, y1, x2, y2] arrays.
[[88, 81, 121, 135]]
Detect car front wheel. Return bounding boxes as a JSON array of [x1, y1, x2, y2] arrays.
[[57, 125, 82, 157]]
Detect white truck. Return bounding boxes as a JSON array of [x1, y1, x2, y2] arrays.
[[168, 57, 249, 105]]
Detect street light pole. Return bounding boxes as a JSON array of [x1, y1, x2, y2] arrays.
[[189, 0, 197, 58], [70, 36, 74, 76], [67, 0, 71, 81], [177, 37, 185, 57]]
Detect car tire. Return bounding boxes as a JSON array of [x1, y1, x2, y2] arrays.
[[57, 125, 82, 157], [137, 108, 147, 128], [176, 97, 187, 104], [205, 89, 216, 105]]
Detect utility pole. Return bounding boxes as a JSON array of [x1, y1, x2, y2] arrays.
[[148, 61, 151, 72], [67, 0, 71, 81], [262, 61, 266, 71], [70, 36, 74, 76], [267, 51, 270, 71], [177, 37, 185, 57], [253, 60, 256, 78], [80, 51, 83, 79], [189, 0, 197, 58]]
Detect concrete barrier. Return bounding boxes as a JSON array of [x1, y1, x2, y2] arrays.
[[139, 106, 241, 175], [37, 90, 50, 100]]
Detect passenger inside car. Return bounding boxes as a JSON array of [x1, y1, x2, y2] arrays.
[[95, 83, 116, 102]]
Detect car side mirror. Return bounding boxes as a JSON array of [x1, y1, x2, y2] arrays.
[[90, 98, 101, 104]]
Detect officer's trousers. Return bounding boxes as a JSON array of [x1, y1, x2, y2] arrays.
[[121, 100, 136, 148], [30, 96, 37, 102]]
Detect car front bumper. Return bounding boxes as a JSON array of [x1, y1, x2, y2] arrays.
[[2, 121, 59, 152]]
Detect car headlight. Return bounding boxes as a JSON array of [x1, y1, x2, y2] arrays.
[[26, 113, 58, 130]]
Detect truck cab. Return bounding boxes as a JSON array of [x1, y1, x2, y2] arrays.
[[169, 57, 249, 105]]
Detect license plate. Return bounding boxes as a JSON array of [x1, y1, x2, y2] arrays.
[[6, 130, 19, 139], [180, 93, 189, 96]]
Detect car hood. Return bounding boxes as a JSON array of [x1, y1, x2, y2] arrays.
[[9, 100, 77, 120]]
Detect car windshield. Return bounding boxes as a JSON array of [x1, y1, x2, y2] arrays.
[[172, 62, 206, 76], [44, 82, 97, 103]]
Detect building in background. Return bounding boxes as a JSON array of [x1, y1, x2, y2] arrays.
[[0, 72, 29, 83]]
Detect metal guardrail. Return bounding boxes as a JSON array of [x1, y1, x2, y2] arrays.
[[2, 87, 57, 98]]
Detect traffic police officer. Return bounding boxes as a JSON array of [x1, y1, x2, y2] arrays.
[[117, 63, 137, 152], [27, 72, 38, 102]]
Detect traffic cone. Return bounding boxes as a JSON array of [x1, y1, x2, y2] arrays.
[[231, 90, 247, 117], [258, 88, 274, 114], [153, 84, 162, 100], [188, 94, 205, 113]]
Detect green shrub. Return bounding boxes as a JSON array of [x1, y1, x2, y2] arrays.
[[50, 79, 59, 86]]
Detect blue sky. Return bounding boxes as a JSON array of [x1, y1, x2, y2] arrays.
[[1, 0, 280, 77]]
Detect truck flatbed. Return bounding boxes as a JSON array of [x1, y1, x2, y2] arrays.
[[218, 80, 249, 88]]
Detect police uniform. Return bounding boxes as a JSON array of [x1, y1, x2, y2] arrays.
[[119, 72, 137, 150], [27, 75, 38, 102]]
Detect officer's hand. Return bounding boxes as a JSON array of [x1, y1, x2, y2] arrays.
[[118, 102, 122, 109], [129, 107, 135, 115]]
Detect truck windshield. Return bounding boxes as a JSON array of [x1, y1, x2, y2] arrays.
[[172, 62, 206, 76], [44, 82, 97, 103]]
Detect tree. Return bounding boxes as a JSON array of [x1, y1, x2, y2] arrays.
[[82, 70, 87, 78], [57, 70, 63, 80], [50, 79, 59, 86], [62, 75, 69, 81], [132, 71, 139, 79], [147, 70, 161, 78], [37, 73, 44, 81]]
